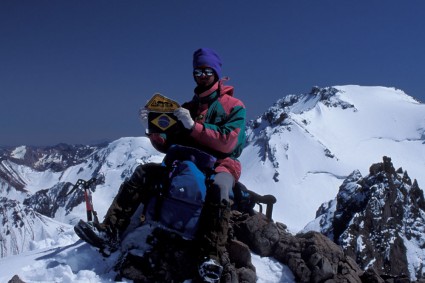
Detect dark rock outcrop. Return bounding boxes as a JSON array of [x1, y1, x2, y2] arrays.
[[7, 275, 25, 283], [114, 211, 370, 283], [232, 212, 365, 283], [314, 156, 425, 281]]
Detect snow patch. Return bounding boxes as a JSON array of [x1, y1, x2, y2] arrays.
[[11, 146, 27, 159]]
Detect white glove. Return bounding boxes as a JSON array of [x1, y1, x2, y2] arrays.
[[174, 107, 195, 130], [139, 107, 149, 131]]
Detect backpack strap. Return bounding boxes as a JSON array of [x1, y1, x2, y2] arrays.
[[139, 166, 170, 224], [162, 145, 217, 173]]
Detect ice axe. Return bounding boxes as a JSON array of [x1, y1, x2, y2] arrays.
[[66, 177, 99, 223]]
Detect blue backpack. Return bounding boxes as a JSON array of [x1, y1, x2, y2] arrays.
[[144, 145, 216, 239], [143, 145, 275, 239]]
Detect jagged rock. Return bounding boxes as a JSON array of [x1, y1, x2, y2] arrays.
[[360, 268, 385, 283], [231, 211, 280, 257], [7, 275, 25, 283], [339, 157, 418, 278], [232, 212, 365, 283], [313, 156, 425, 281], [227, 239, 254, 270]]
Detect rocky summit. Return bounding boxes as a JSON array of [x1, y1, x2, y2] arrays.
[[309, 156, 425, 282]]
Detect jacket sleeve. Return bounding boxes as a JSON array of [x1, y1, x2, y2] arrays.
[[190, 103, 246, 154]]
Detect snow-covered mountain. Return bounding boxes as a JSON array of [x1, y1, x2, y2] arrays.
[[0, 138, 164, 259], [240, 85, 425, 232], [1, 85, 425, 282]]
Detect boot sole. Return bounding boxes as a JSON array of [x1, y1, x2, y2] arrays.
[[74, 220, 105, 248]]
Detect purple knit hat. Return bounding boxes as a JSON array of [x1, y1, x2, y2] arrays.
[[193, 48, 222, 79]]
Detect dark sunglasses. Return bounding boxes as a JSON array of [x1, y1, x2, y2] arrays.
[[193, 68, 215, 77]]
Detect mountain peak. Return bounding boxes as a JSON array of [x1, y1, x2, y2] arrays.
[[307, 156, 425, 280], [250, 86, 355, 128], [241, 85, 425, 232]]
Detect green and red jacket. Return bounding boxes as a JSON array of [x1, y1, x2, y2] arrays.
[[149, 80, 246, 180]]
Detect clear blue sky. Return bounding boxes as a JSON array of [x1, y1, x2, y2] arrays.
[[1, 1, 424, 147]]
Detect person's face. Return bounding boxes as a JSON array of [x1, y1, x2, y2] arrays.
[[193, 67, 216, 88]]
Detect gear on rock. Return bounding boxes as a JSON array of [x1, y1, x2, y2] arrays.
[[198, 258, 223, 283]]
